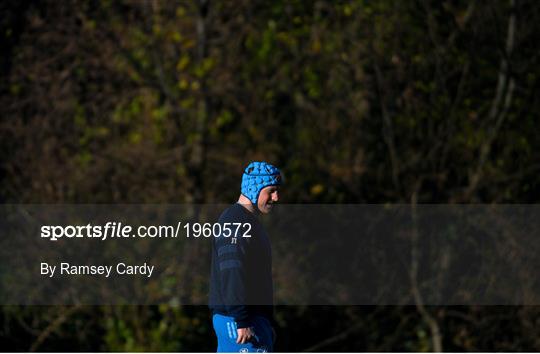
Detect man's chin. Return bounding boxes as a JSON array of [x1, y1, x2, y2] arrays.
[[259, 204, 273, 214]]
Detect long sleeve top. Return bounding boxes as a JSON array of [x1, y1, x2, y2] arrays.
[[208, 203, 274, 328]]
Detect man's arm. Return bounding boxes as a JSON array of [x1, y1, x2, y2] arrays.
[[215, 235, 251, 329]]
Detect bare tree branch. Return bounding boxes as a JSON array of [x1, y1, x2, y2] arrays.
[[374, 61, 401, 195], [30, 305, 82, 352], [410, 180, 443, 352], [463, 0, 516, 200]]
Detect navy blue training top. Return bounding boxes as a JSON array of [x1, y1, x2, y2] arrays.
[[208, 203, 274, 328]]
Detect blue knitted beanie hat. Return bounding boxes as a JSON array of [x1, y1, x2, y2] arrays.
[[241, 161, 282, 204]]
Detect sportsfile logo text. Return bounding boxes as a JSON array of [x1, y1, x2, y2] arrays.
[[40, 222, 182, 241]]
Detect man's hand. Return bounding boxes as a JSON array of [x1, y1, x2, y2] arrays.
[[236, 327, 255, 344]]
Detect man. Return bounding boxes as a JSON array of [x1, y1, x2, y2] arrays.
[[209, 161, 282, 352]]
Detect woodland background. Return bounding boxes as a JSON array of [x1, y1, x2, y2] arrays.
[[1, 0, 540, 351]]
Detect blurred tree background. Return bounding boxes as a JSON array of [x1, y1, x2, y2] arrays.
[[1, 0, 540, 351]]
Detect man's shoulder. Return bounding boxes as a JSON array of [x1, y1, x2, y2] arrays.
[[218, 203, 248, 223], [214, 204, 252, 248]]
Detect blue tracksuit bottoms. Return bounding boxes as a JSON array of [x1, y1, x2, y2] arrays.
[[212, 314, 273, 352]]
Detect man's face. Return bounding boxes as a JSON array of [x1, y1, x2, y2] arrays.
[[257, 185, 280, 214]]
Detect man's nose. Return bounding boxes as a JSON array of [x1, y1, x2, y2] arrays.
[[272, 192, 279, 202]]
